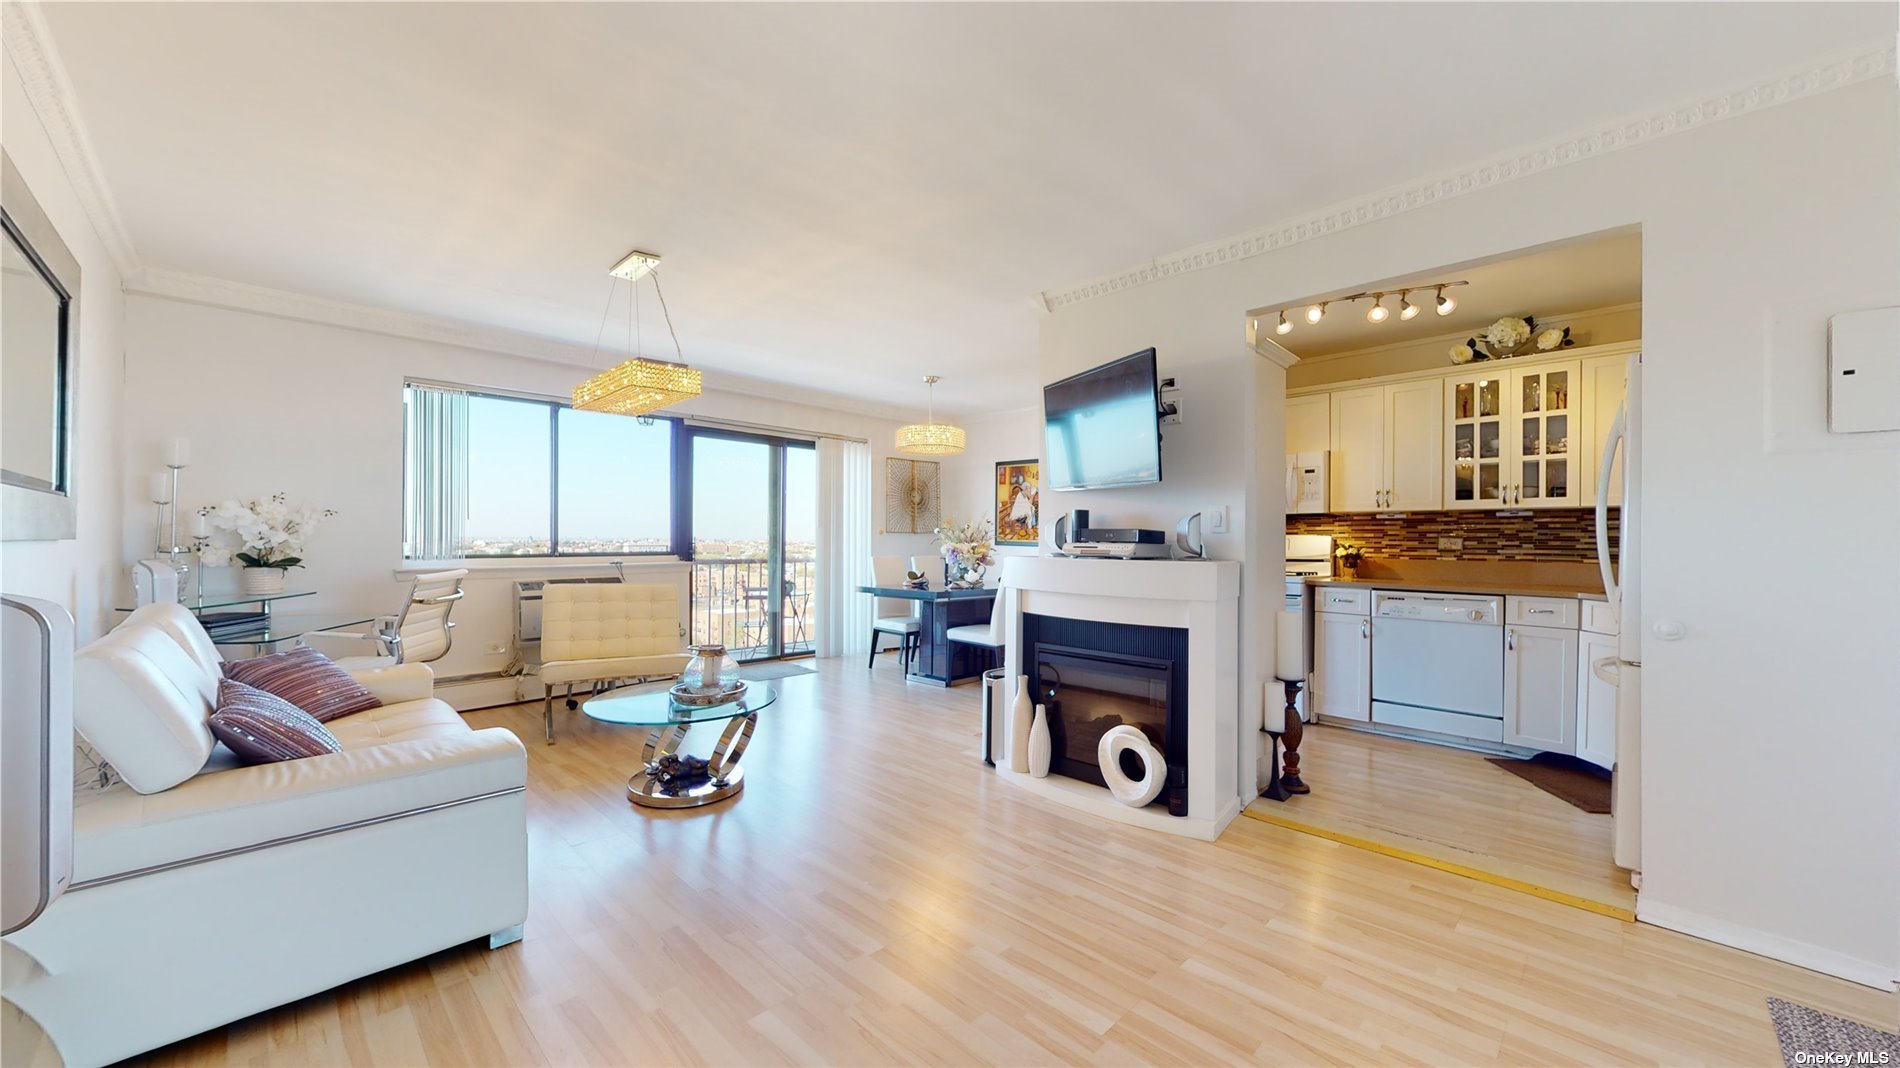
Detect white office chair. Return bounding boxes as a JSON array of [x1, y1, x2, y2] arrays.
[[306, 568, 468, 670], [946, 588, 1005, 671], [868, 554, 920, 671]]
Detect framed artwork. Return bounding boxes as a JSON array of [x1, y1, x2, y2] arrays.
[[884, 457, 940, 534], [994, 459, 1039, 545]]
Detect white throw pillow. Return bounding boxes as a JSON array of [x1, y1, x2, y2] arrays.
[[73, 626, 218, 794]]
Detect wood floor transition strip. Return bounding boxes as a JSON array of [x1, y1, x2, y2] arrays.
[[1241, 805, 1638, 922]]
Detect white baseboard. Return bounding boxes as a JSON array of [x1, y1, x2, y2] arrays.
[[436, 676, 523, 713], [1637, 900, 1898, 991]]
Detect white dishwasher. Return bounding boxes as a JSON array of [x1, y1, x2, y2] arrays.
[[1370, 590, 1506, 743]]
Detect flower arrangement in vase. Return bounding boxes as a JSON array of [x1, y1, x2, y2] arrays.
[[1449, 316, 1574, 364], [196, 493, 337, 594], [932, 516, 996, 589], [1334, 541, 1365, 577]]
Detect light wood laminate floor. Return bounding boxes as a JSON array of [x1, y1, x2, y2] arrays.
[[1251, 723, 1635, 914], [138, 658, 1893, 1066]]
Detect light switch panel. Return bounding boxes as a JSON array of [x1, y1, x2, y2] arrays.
[[1828, 307, 1900, 433], [1206, 505, 1229, 533]]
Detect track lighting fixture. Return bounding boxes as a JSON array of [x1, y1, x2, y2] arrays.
[[1260, 280, 1466, 337]]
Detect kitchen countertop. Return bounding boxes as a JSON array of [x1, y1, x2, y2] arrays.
[[1308, 576, 1606, 600]]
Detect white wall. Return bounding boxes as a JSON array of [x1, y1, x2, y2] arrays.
[[941, 401, 1042, 562], [1039, 79, 1900, 986], [119, 294, 935, 682], [0, 48, 125, 639]]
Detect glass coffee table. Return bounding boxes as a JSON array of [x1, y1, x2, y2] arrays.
[[582, 683, 775, 809]]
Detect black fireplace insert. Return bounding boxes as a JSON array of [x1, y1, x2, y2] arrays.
[[1025, 613, 1189, 815]]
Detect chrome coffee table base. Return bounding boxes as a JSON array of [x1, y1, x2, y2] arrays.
[[627, 712, 758, 809]]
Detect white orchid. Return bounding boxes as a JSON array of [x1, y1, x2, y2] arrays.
[[200, 493, 337, 570]]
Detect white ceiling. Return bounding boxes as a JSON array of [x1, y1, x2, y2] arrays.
[[38, 3, 1889, 411], [1268, 230, 1644, 359]]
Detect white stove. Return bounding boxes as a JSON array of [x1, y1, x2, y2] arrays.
[[1278, 535, 1334, 703]]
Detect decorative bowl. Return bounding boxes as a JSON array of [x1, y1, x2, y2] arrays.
[[669, 680, 748, 708]]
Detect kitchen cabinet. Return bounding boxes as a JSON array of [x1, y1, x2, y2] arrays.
[[1576, 629, 1618, 769], [1445, 360, 1582, 510], [1328, 380, 1443, 512], [1312, 602, 1371, 722], [1286, 393, 1331, 454], [1581, 352, 1628, 508], [1503, 622, 1579, 753]]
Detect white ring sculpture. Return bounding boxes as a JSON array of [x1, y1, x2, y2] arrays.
[[1096, 725, 1165, 807]]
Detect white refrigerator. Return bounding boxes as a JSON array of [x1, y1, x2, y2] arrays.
[[1596, 353, 1642, 876]]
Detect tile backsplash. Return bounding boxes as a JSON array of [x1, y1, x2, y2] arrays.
[[1286, 508, 1618, 562]]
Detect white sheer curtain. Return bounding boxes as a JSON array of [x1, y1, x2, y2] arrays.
[[402, 384, 469, 560], [815, 438, 873, 658]]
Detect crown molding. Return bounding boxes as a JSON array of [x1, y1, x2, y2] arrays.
[[1041, 42, 1896, 312], [1, 2, 140, 277], [126, 266, 924, 423]]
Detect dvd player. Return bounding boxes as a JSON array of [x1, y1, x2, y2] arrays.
[[1063, 541, 1173, 559], [1075, 527, 1166, 544]]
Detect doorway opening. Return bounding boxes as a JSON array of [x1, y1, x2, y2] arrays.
[[1252, 227, 1642, 917]]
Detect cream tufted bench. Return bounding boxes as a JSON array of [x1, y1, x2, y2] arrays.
[[539, 582, 692, 743]]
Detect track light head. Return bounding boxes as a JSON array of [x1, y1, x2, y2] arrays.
[[1275, 310, 1292, 335], [1399, 292, 1420, 320], [1436, 286, 1456, 316], [1366, 294, 1389, 323], [1305, 303, 1326, 324]]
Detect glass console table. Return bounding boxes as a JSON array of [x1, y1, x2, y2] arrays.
[[582, 683, 776, 809], [115, 592, 372, 656]]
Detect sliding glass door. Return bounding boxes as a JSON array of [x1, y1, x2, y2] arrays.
[[687, 430, 815, 661]]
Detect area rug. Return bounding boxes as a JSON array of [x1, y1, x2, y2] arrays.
[[1768, 997, 1900, 1067], [1485, 752, 1611, 814], [738, 661, 815, 682]]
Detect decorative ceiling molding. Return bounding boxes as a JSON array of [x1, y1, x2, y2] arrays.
[[1040, 42, 1896, 313], [127, 266, 924, 423], [0, 1, 140, 277]]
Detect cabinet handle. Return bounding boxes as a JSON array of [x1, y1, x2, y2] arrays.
[[1507, 628, 1517, 651], [1361, 619, 1371, 639], [1528, 607, 1555, 615]]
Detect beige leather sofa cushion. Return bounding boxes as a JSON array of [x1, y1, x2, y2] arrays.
[[541, 583, 682, 661], [74, 626, 220, 795], [71, 699, 524, 884], [541, 652, 692, 686]]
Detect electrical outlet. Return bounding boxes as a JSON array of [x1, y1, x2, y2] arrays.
[[485, 641, 509, 655], [1438, 536, 1464, 554], [1206, 505, 1229, 533]]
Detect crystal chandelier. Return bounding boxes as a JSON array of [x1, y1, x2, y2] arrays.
[[895, 375, 966, 456], [573, 250, 703, 417]]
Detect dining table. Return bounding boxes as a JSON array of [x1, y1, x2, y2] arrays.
[[855, 584, 998, 686]]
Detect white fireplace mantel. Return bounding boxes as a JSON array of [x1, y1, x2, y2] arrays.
[[997, 556, 1244, 841]]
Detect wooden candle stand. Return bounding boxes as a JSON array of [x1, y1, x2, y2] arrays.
[[1260, 678, 1310, 802]]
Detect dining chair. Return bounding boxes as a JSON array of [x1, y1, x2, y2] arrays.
[[868, 554, 920, 671], [946, 587, 1006, 672]]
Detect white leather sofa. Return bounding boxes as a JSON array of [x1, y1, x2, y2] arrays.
[[1, 604, 528, 1067]]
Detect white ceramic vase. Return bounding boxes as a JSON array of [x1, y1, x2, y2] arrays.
[[1027, 703, 1051, 778], [1097, 725, 1165, 807], [240, 567, 286, 595], [1008, 674, 1033, 773]]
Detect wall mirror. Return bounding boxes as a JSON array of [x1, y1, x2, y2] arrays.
[[1, 148, 81, 541]]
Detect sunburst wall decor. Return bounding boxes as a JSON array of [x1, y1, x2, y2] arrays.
[[884, 458, 941, 534]]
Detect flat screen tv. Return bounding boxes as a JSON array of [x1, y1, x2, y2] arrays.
[[1043, 348, 1163, 491]]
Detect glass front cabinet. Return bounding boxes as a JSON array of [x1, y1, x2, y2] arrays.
[[1445, 360, 1581, 509]]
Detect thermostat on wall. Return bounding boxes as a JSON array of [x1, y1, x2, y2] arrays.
[[1827, 307, 1900, 433]]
